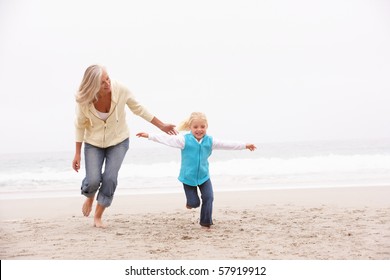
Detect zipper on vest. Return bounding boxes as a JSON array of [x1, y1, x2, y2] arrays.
[[197, 144, 201, 185]]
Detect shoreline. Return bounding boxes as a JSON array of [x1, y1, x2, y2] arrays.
[[1, 186, 389, 220], [1, 186, 389, 259]]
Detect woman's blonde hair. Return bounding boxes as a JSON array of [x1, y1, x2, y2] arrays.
[[177, 112, 208, 131], [75, 64, 105, 105]]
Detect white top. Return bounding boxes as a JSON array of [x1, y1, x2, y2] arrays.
[[96, 110, 110, 121], [148, 133, 246, 150]]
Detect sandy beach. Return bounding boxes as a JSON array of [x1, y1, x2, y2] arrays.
[[1, 186, 389, 260]]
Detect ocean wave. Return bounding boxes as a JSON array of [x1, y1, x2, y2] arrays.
[[0, 153, 389, 199]]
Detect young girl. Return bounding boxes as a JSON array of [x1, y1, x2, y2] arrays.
[[136, 112, 256, 228]]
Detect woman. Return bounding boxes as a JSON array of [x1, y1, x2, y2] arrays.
[[72, 64, 176, 228]]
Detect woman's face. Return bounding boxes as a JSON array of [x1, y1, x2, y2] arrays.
[[190, 119, 208, 141], [99, 70, 111, 95]]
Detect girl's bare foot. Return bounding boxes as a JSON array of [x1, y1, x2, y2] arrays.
[[201, 225, 211, 231], [82, 197, 94, 217]]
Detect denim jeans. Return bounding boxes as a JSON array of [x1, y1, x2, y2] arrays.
[[81, 138, 129, 207], [183, 179, 214, 226]]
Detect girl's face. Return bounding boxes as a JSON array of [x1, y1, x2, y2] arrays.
[[190, 119, 208, 141]]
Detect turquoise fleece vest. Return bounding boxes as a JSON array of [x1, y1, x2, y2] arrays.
[[178, 133, 213, 186]]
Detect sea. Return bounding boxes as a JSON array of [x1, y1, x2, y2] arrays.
[[0, 138, 389, 200]]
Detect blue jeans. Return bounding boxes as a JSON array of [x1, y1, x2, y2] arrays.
[[183, 179, 214, 226], [81, 138, 129, 207]]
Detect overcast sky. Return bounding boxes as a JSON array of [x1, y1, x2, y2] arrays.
[[1, 0, 389, 154]]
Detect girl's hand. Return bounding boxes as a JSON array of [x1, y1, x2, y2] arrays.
[[136, 132, 149, 138], [246, 144, 257, 151]]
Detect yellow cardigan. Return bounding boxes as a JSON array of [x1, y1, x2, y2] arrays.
[[74, 80, 154, 148]]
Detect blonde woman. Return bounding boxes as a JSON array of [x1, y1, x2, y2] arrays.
[[72, 65, 176, 228], [137, 112, 256, 228]]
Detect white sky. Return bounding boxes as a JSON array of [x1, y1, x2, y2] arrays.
[[0, 0, 389, 154]]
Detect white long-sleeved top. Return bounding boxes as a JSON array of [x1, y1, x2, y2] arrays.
[[148, 133, 246, 150]]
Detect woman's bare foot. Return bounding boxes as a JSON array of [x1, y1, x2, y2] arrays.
[[94, 218, 107, 228], [82, 197, 94, 217], [93, 203, 107, 228]]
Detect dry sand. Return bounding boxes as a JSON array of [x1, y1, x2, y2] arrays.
[[1, 186, 389, 260]]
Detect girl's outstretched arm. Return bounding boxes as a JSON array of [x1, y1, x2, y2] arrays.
[[136, 132, 149, 138], [136, 132, 185, 149], [246, 144, 257, 151], [213, 139, 257, 151]]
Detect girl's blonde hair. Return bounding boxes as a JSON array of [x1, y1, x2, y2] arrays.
[[177, 112, 208, 131], [75, 64, 105, 105]]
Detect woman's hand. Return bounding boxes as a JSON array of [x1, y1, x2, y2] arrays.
[[159, 123, 178, 135], [73, 142, 82, 172], [150, 117, 178, 135], [72, 154, 81, 172]]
